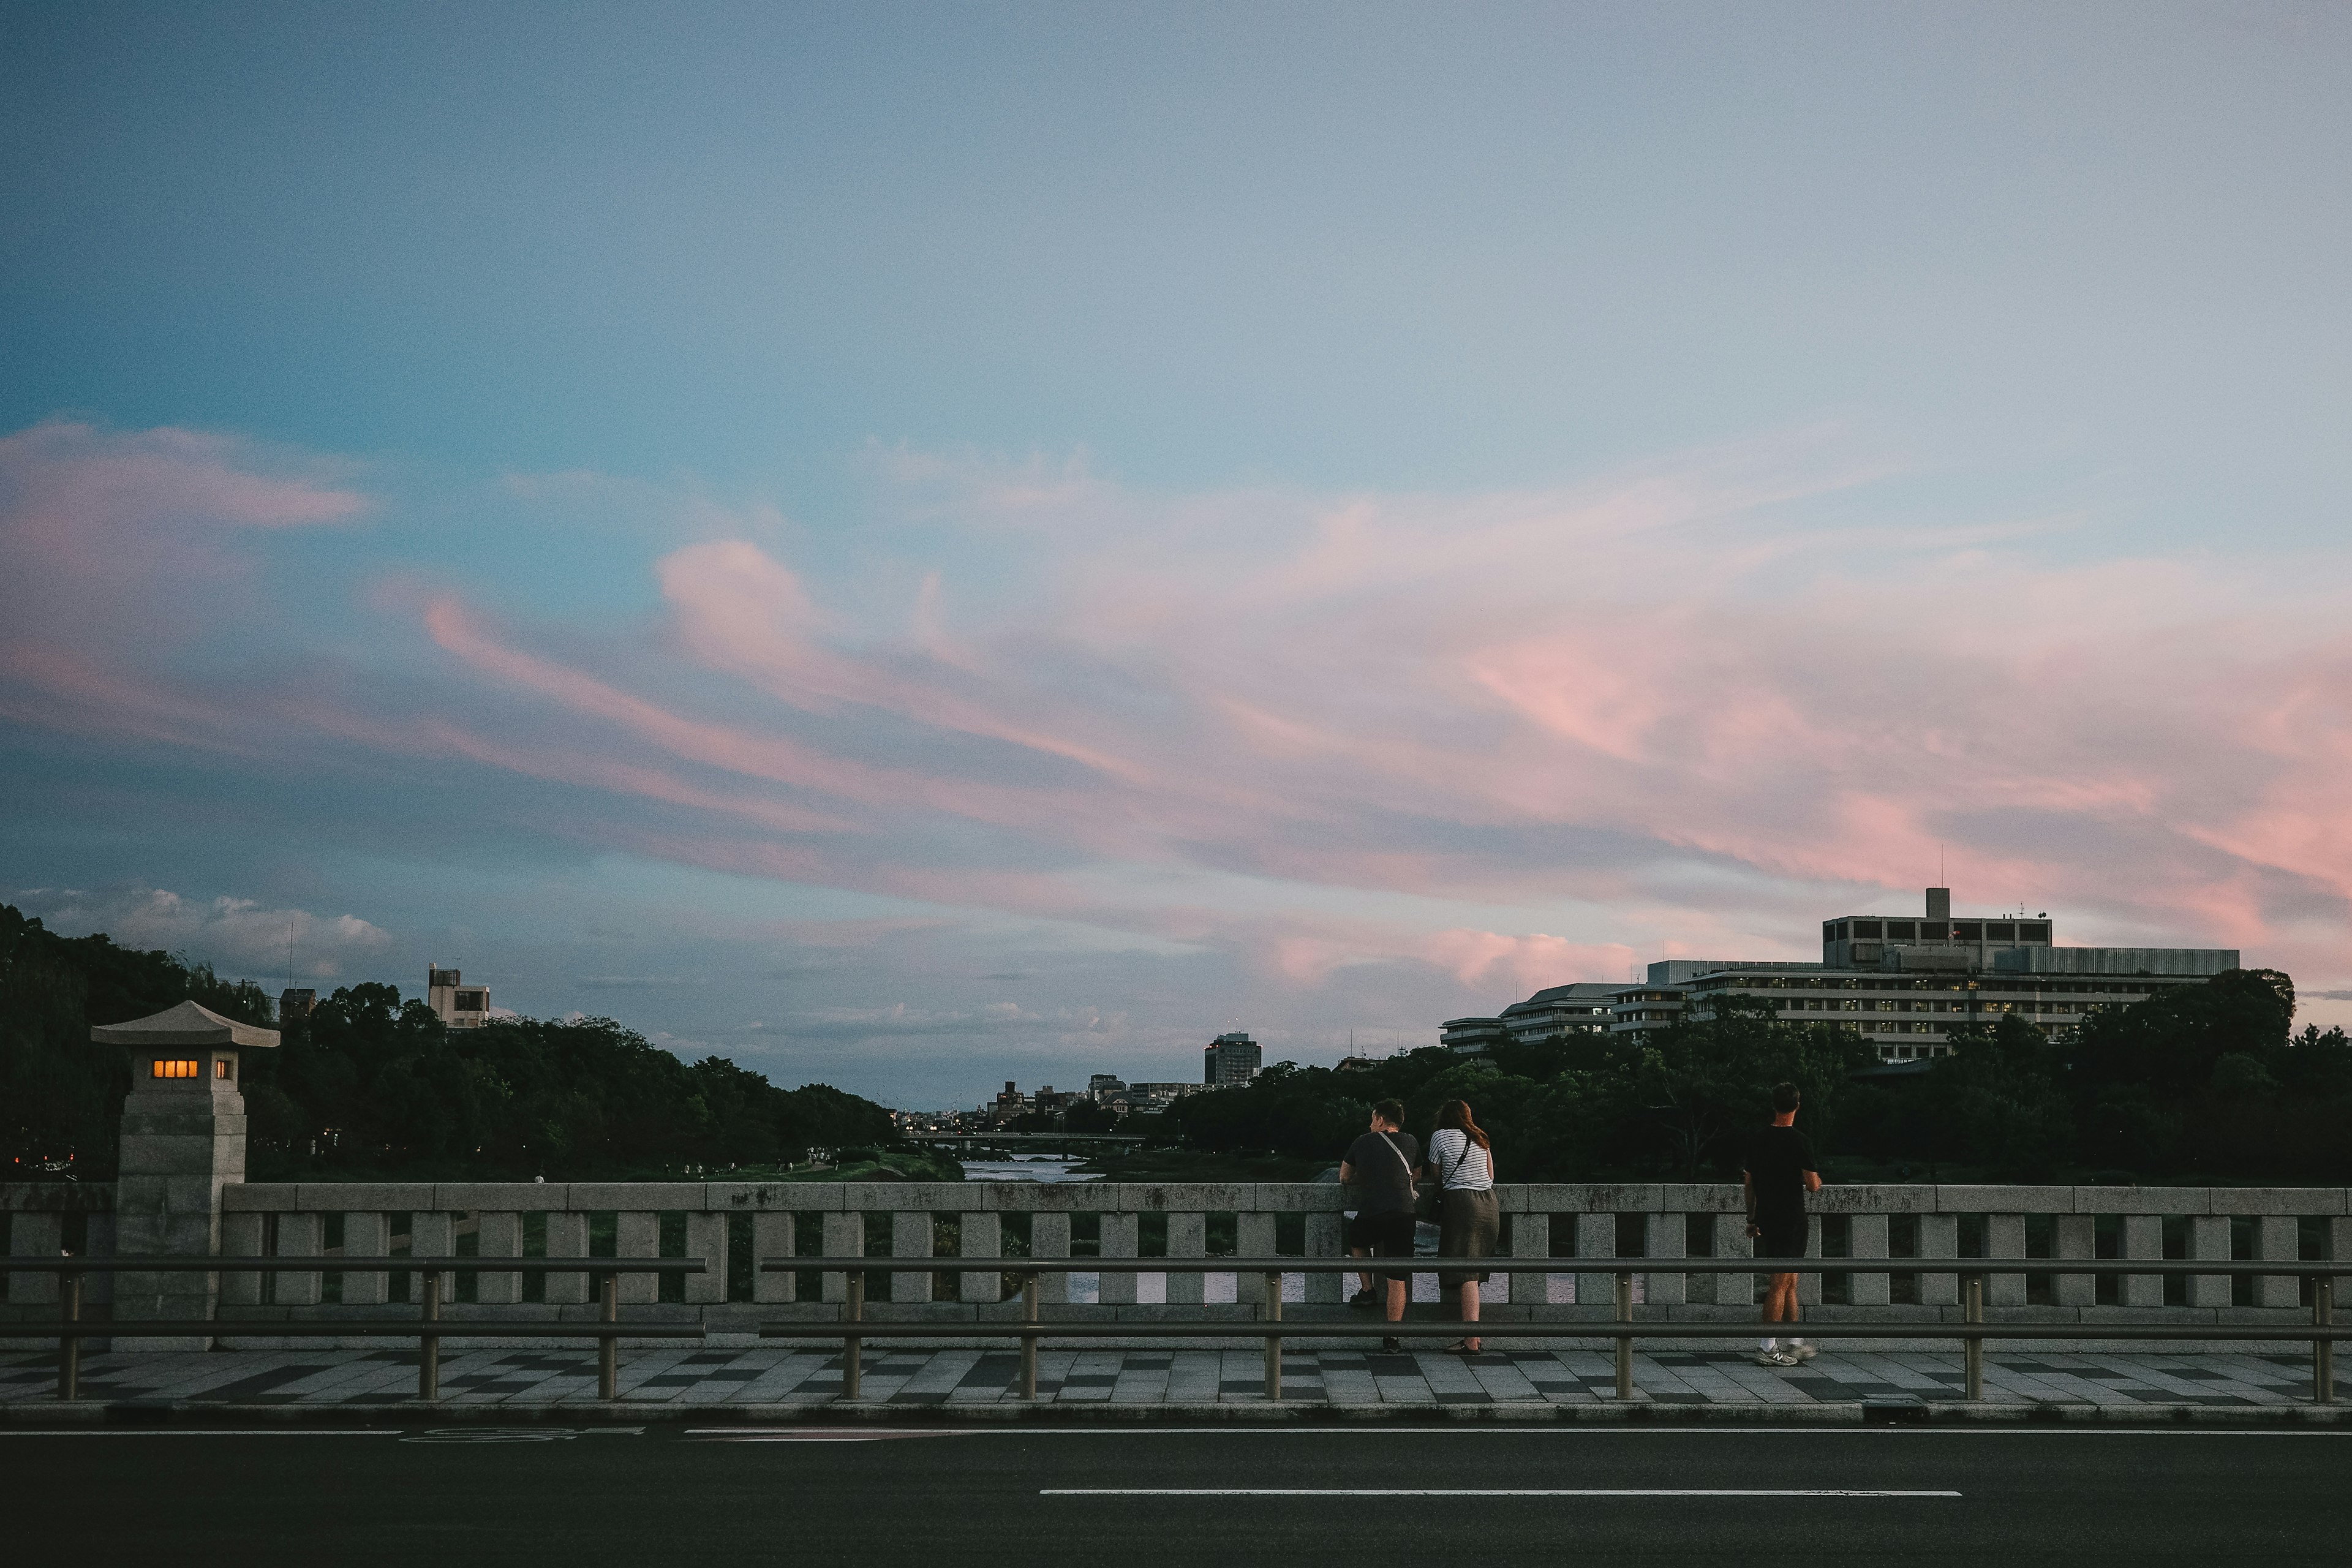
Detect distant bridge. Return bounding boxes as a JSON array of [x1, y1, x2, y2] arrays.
[[905, 1131, 1147, 1147]]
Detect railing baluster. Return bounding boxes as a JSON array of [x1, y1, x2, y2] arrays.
[[1020, 1272, 1039, 1399], [1264, 1272, 1283, 1401], [598, 1269, 619, 1401], [418, 1269, 440, 1401], [56, 1267, 80, 1401]]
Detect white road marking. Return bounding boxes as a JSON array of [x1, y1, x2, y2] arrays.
[[690, 1430, 963, 1442], [0, 1430, 397, 1437], [1041, 1488, 1962, 1498]]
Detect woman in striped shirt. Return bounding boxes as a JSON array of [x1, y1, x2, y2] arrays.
[[1424, 1099, 1498, 1355]]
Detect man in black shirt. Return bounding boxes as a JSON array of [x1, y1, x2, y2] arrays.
[[1743, 1081, 1823, 1368], [1338, 1098, 1419, 1351]]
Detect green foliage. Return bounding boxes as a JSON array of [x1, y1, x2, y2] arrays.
[[0, 901, 899, 1182], [1, 903, 273, 1178], [1167, 971, 2351, 1183]]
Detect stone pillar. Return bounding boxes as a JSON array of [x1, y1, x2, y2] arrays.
[[1510, 1209, 1552, 1308], [2054, 1214, 2096, 1309], [1099, 1212, 1140, 1306], [685, 1212, 728, 1306], [1164, 1211, 1206, 1306], [1918, 1213, 1959, 1307], [2188, 1215, 2231, 1310], [1847, 1214, 1891, 1308], [475, 1212, 524, 1306], [342, 1212, 391, 1308], [2122, 1214, 2164, 1308], [1645, 1211, 1688, 1307], [958, 1211, 1001, 1305], [1714, 1213, 1754, 1310], [891, 1210, 933, 1305], [1303, 1208, 1344, 1305], [95, 1002, 279, 1351], [1985, 1213, 2027, 1307], [1031, 1212, 1071, 1306], [820, 1212, 862, 1303], [752, 1212, 796, 1305], [542, 1212, 589, 1307], [2253, 1216, 2301, 1310], [1575, 1211, 1612, 1311], [1235, 1213, 1276, 1306]]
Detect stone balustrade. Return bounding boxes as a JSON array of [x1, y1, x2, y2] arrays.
[[4, 1180, 2346, 1348]]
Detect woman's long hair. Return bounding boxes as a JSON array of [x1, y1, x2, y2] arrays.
[[1436, 1098, 1490, 1150]]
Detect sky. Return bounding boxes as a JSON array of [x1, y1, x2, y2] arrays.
[[4, 1, 2350, 1109]]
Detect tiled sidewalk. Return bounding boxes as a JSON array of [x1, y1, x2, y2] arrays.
[[1, 1344, 2336, 1411]]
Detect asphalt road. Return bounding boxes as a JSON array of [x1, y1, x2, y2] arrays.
[[7, 1424, 2348, 1566]]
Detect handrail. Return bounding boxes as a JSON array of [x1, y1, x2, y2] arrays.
[[752, 1255, 2342, 1409], [760, 1255, 2345, 1278], [1, 1256, 703, 1403], [0, 1256, 703, 1272]]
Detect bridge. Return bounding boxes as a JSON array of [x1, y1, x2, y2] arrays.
[[6, 1004, 2348, 1563], [903, 1130, 1148, 1148]]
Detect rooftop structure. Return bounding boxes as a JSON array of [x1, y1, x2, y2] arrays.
[[426, 965, 491, 1030], [1453, 887, 2242, 1065], [1203, 1031, 1262, 1086]]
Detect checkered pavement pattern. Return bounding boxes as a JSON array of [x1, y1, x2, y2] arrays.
[[1, 1344, 2337, 1409]]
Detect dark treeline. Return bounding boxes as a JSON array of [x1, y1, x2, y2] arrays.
[[1169, 969, 2352, 1185], [0, 903, 894, 1181]]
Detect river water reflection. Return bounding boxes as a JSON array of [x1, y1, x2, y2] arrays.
[[957, 1156, 1100, 1183]]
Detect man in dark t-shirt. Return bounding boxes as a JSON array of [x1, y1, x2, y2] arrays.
[[1338, 1099, 1419, 1349], [1742, 1081, 1823, 1368]]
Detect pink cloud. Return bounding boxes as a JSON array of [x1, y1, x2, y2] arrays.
[[10, 418, 2352, 1005]]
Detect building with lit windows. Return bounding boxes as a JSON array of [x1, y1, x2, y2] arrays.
[[1455, 888, 2240, 1065]]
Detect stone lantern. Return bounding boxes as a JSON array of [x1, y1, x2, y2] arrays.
[[92, 1000, 278, 1346]]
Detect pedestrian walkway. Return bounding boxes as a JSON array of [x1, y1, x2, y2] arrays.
[[1, 1344, 2336, 1412]]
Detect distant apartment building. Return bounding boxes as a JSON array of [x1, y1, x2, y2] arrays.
[[1449, 888, 2240, 1065], [426, 966, 490, 1030], [1203, 1031, 1262, 1086], [278, 988, 316, 1025]]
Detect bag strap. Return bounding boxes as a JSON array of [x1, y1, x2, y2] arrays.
[[1379, 1131, 1416, 1187]]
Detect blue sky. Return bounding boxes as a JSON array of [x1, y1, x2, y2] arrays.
[[6, 2, 2350, 1107]]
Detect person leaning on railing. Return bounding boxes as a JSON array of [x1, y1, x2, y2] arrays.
[[1424, 1098, 1498, 1355], [1338, 1098, 1419, 1351]]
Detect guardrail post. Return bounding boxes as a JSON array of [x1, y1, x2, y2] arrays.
[[1264, 1272, 1283, 1401], [598, 1270, 619, 1401], [56, 1268, 81, 1401], [843, 1268, 865, 1400], [2315, 1276, 2335, 1406], [1020, 1272, 1039, 1400], [1963, 1273, 1985, 1401], [418, 1269, 441, 1400], [1614, 1272, 1634, 1400]]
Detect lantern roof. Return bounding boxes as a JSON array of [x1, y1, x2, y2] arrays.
[[91, 1000, 279, 1050]]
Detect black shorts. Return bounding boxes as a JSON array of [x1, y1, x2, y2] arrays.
[[1755, 1215, 1808, 1262], [1348, 1210, 1417, 1282]]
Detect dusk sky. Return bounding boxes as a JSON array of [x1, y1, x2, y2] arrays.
[[5, 2, 2350, 1108]]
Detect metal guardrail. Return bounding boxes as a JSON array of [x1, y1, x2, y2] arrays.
[[0, 1257, 703, 1401], [757, 1256, 2345, 1405], [4, 1252, 2339, 1409]]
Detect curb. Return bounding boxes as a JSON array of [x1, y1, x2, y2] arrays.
[[7, 1398, 2348, 1429]]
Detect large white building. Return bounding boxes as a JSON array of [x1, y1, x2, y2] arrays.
[[1451, 888, 2240, 1065]]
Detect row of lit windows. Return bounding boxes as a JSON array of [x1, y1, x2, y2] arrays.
[[1694, 974, 2159, 996], [151, 1058, 233, 1079]]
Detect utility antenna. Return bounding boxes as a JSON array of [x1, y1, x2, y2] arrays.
[[287, 924, 296, 989]]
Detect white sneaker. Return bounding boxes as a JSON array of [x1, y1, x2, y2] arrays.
[[1755, 1349, 1799, 1368], [1790, 1341, 1818, 1362]]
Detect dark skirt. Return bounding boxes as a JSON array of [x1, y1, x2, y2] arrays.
[[1437, 1187, 1499, 1289]]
